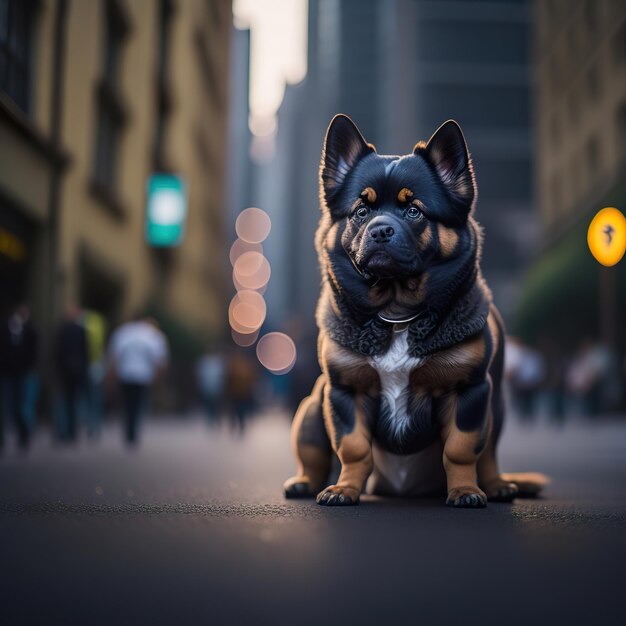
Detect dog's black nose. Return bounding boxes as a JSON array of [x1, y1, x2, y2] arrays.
[[369, 224, 394, 243]]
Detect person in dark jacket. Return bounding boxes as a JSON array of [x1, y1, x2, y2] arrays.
[[54, 304, 89, 441], [0, 304, 39, 448]]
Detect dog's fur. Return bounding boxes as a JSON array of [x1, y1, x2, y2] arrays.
[[284, 115, 547, 507]]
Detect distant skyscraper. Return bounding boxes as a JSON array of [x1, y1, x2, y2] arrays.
[[407, 0, 535, 310], [227, 27, 253, 233], [256, 0, 534, 331]]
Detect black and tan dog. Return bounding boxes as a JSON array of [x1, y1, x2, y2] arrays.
[[284, 114, 546, 507]]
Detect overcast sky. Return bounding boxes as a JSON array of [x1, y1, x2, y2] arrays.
[[233, 0, 308, 136]]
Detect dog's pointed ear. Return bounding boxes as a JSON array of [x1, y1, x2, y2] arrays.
[[417, 120, 476, 215], [321, 114, 375, 205]]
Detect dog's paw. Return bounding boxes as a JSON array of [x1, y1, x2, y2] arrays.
[[446, 486, 487, 508], [484, 479, 518, 503], [316, 485, 360, 506], [283, 476, 316, 499]]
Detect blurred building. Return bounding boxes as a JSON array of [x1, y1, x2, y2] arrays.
[[226, 25, 252, 236], [0, 0, 231, 373], [254, 0, 534, 335], [514, 0, 626, 352], [535, 0, 626, 236]]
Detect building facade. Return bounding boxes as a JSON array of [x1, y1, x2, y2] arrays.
[[515, 0, 626, 351], [535, 0, 626, 237], [0, 0, 231, 378]]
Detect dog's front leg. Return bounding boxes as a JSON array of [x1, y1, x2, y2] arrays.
[[316, 385, 373, 506], [442, 377, 491, 508]]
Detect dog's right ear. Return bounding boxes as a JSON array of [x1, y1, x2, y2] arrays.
[[320, 114, 375, 207]]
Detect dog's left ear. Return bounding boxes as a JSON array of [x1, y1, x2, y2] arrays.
[[417, 120, 476, 216], [321, 114, 375, 207]]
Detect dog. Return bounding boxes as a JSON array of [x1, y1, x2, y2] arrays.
[[283, 114, 547, 507]]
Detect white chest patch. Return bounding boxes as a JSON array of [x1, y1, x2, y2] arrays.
[[368, 328, 423, 439]]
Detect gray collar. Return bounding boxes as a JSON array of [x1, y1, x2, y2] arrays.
[[377, 311, 422, 333]]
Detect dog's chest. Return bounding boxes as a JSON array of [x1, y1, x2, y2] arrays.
[[368, 328, 423, 417]]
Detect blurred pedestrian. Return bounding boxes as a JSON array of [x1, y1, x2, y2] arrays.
[[535, 333, 567, 421], [83, 310, 107, 437], [54, 304, 89, 441], [0, 304, 39, 448], [565, 340, 612, 416], [226, 349, 258, 434], [196, 345, 226, 422], [108, 315, 169, 444], [505, 336, 546, 419]]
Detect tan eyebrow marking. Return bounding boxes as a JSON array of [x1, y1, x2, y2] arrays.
[[360, 187, 377, 203], [351, 198, 363, 212], [411, 198, 427, 211], [397, 187, 413, 204]]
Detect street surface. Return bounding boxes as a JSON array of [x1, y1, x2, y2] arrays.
[[1, 409, 626, 625]]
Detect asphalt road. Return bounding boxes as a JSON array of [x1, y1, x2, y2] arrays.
[[1, 409, 626, 626]]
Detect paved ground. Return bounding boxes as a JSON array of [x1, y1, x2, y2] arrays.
[[1, 409, 626, 626]]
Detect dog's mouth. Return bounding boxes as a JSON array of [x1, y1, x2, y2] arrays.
[[364, 249, 395, 275], [356, 246, 417, 279]]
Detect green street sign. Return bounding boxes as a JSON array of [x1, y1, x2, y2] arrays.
[[145, 174, 187, 247]]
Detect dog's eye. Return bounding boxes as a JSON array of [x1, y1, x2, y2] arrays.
[[356, 206, 370, 219], [406, 206, 421, 219]]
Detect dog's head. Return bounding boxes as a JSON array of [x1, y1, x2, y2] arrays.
[[319, 114, 477, 282]]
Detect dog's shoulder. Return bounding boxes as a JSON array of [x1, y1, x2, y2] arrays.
[[415, 308, 501, 388], [318, 329, 380, 393]]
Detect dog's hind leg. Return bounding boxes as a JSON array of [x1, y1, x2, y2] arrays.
[[478, 308, 548, 500], [478, 402, 549, 500], [477, 430, 519, 502], [284, 375, 332, 499], [478, 310, 519, 502]]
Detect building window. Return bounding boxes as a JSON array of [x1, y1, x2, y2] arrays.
[[551, 174, 561, 216], [0, 0, 37, 113], [586, 136, 600, 181], [549, 55, 559, 94], [206, 0, 223, 31], [153, 0, 174, 170], [550, 114, 560, 147], [566, 26, 577, 62], [194, 28, 222, 109], [613, 23, 626, 67], [92, 0, 129, 198], [617, 103, 626, 161], [568, 155, 583, 207], [585, 0, 597, 33], [586, 65, 601, 102], [568, 93, 579, 125]]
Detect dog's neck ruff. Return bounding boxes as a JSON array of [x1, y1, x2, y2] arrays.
[[326, 280, 489, 358]]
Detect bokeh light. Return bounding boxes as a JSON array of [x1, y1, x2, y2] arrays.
[[228, 290, 267, 334], [229, 238, 263, 266], [231, 328, 260, 347], [235, 207, 272, 244], [233, 272, 268, 295], [256, 332, 297, 375], [233, 250, 271, 290]]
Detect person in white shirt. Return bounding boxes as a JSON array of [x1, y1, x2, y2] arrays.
[[108, 316, 169, 443]]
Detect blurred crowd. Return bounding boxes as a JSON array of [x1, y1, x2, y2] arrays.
[[0, 303, 265, 450], [505, 337, 625, 421], [3, 301, 625, 451]]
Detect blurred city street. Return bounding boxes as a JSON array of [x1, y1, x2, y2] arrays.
[[2, 410, 626, 626], [1, 1, 626, 624]]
